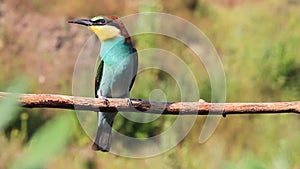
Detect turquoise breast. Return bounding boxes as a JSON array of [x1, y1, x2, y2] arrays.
[[100, 36, 132, 65]]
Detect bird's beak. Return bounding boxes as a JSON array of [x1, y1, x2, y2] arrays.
[[67, 19, 92, 26]]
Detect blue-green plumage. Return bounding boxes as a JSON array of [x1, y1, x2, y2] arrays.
[[68, 16, 138, 152], [94, 36, 137, 152]]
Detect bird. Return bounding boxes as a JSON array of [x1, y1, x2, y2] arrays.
[[68, 16, 138, 152]]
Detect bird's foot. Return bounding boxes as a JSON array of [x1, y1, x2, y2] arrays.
[[97, 90, 109, 106], [126, 98, 143, 106], [125, 97, 132, 107], [99, 96, 109, 106], [198, 99, 206, 103]]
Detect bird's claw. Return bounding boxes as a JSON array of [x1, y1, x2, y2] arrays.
[[198, 99, 206, 103], [99, 96, 109, 106], [125, 97, 132, 107], [97, 90, 109, 106]]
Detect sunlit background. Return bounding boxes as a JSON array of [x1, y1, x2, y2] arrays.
[[0, 0, 300, 168]]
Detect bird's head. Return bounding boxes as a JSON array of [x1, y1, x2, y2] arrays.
[[68, 16, 130, 42]]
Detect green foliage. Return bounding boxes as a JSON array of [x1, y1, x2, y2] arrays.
[[0, 79, 28, 129], [224, 156, 266, 169], [9, 112, 75, 169], [0, 80, 75, 169], [0, 94, 20, 129], [213, 1, 300, 102], [1, 0, 300, 168]]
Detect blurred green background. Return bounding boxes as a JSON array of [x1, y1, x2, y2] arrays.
[[0, 0, 300, 168]]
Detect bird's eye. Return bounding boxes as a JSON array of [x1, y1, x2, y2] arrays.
[[90, 17, 108, 25], [98, 19, 107, 24]]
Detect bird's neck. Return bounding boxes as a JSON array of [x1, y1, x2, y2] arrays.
[[100, 36, 125, 53], [100, 36, 131, 64]]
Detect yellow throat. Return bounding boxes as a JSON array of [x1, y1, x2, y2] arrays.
[[89, 25, 121, 41]]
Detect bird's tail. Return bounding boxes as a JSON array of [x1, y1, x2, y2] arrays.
[[92, 112, 116, 152]]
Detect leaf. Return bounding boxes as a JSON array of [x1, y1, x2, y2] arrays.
[[9, 112, 75, 169], [0, 93, 20, 129], [0, 79, 28, 129]]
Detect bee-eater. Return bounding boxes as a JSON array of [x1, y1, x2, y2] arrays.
[[68, 16, 138, 152]]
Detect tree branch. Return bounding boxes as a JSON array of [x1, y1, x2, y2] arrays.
[[0, 92, 299, 116]]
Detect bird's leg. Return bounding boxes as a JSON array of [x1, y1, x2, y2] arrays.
[[125, 98, 143, 106], [98, 90, 109, 106], [125, 97, 132, 107], [126, 98, 144, 111], [198, 99, 206, 103]]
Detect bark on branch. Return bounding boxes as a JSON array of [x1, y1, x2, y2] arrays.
[[0, 92, 300, 116]]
